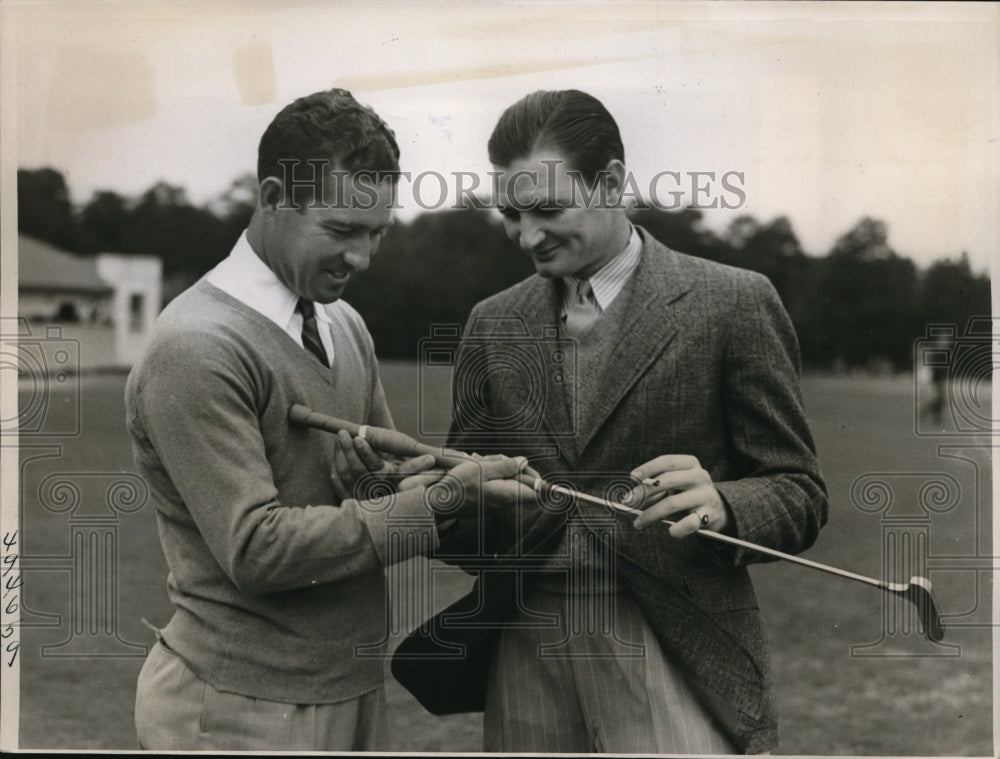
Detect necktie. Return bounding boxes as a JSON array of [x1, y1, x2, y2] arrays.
[[296, 299, 329, 367], [563, 279, 600, 337]]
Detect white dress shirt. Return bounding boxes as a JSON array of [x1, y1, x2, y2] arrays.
[[206, 232, 335, 366]]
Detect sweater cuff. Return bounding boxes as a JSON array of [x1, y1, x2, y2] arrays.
[[356, 486, 440, 567]]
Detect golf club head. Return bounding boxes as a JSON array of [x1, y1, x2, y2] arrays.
[[902, 576, 945, 642]]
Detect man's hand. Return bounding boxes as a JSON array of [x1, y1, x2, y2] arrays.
[[423, 455, 536, 519], [329, 430, 437, 501], [624, 455, 732, 537]]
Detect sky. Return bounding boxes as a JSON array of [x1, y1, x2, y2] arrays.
[[3, 0, 998, 273]]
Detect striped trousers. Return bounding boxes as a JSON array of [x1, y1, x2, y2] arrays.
[[483, 583, 735, 754]]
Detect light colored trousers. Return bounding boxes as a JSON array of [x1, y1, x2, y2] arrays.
[[134, 641, 385, 751], [484, 584, 735, 754]]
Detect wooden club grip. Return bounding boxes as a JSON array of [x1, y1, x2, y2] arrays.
[[289, 404, 473, 468]]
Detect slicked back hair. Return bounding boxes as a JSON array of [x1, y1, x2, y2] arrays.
[[487, 90, 625, 184], [257, 89, 400, 207]]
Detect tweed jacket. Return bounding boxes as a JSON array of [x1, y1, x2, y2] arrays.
[[392, 228, 828, 754]]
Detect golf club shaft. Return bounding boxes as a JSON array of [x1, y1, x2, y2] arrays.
[[570, 487, 888, 590], [290, 404, 889, 592]]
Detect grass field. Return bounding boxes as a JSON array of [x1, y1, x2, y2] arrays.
[[14, 364, 993, 754]]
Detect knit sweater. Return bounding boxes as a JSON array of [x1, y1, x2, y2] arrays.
[[125, 280, 438, 704]]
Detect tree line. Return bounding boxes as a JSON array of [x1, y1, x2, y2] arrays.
[[17, 167, 991, 372]]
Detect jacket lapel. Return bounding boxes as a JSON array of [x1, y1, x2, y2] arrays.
[[494, 275, 576, 456], [572, 229, 694, 461]]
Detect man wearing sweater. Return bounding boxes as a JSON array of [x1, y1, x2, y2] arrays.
[[393, 90, 827, 753], [125, 89, 531, 751]]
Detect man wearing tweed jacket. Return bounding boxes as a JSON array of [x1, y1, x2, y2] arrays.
[[392, 90, 828, 754]]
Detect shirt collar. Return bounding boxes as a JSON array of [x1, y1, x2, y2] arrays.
[[206, 231, 330, 328], [563, 223, 642, 311]]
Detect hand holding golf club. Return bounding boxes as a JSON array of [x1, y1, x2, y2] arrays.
[[304, 409, 536, 517], [419, 454, 536, 518], [625, 454, 733, 537], [328, 428, 439, 501]]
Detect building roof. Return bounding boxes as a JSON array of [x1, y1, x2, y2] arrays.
[[17, 235, 113, 295]]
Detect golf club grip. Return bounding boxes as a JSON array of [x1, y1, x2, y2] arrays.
[[289, 404, 474, 468], [289, 404, 552, 494]]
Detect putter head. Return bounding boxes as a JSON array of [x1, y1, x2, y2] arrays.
[[903, 576, 945, 642]]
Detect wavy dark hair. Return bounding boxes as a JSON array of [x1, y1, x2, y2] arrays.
[[487, 90, 624, 184], [257, 89, 400, 207]]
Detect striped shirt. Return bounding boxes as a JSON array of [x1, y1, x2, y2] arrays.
[[561, 224, 642, 316]]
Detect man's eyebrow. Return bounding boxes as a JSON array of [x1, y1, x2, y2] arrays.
[[537, 197, 569, 209], [497, 198, 569, 214], [321, 219, 393, 232]]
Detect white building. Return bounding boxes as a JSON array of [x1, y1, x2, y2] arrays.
[[17, 235, 162, 369]]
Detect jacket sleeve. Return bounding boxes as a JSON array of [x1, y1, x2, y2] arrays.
[[711, 273, 828, 564], [127, 331, 438, 596]]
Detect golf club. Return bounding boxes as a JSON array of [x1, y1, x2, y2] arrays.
[[288, 403, 945, 642]]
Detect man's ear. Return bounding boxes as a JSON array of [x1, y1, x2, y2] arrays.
[[258, 176, 285, 216], [603, 159, 627, 207]]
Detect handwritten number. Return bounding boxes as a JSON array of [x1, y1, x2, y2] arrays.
[[2, 531, 20, 667]]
